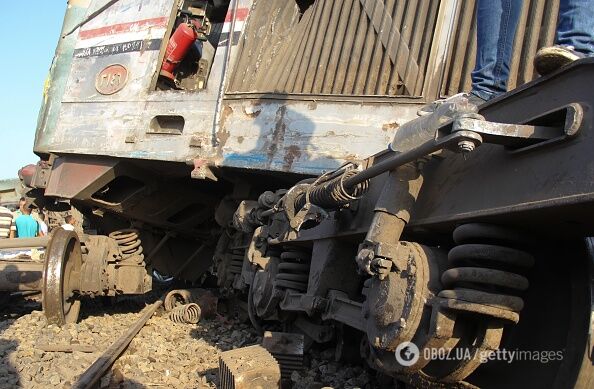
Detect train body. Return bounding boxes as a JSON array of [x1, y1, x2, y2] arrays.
[[7, 0, 594, 387]]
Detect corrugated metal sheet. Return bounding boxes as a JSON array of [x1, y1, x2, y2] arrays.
[[441, 0, 560, 96], [227, 0, 439, 96]]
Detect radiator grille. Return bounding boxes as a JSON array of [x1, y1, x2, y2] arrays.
[[227, 0, 439, 96]]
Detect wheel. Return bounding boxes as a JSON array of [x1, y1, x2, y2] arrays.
[[43, 227, 82, 326]]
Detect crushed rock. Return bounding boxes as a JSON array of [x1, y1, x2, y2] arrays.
[[0, 295, 381, 388]]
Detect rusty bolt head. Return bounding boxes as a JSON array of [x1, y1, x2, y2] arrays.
[[458, 140, 476, 153]]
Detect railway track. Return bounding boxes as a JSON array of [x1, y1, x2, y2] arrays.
[[0, 293, 376, 389]]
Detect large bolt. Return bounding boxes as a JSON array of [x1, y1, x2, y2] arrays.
[[458, 140, 476, 153]]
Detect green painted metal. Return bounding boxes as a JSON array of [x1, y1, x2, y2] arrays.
[[34, 0, 91, 155]]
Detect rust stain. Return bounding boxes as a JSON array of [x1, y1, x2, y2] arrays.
[[283, 145, 302, 171], [382, 121, 400, 132], [217, 105, 234, 153], [265, 106, 287, 167], [307, 101, 317, 110], [220, 105, 234, 128], [237, 136, 245, 144]]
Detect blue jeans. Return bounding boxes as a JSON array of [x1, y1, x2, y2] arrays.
[[471, 0, 594, 101]]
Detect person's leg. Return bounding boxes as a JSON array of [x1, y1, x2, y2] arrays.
[[534, 0, 594, 75], [470, 0, 523, 101], [557, 0, 594, 55]]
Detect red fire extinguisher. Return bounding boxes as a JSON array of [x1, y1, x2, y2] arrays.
[[160, 22, 198, 81]]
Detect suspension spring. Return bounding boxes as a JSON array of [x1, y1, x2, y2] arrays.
[[274, 250, 311, 292], [109, 229, 144, 259], [168, 303, 202, 324], [438, 223, 535, 323], [164, 289, 198, 311], [296, 169, 369, 210], [228, 248, 245, 276]]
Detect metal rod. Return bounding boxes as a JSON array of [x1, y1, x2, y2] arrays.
[[72, 299, 163, 389], [0, 237, 50, 250], [0, 261, 44, 291], [343, 136, 445, 189], [344, 129, 483, 189]]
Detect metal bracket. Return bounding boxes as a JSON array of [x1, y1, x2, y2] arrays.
[[356, 241, 412, 279], [452, 103, 583, 152]]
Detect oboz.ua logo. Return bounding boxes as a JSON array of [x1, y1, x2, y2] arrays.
[[395, 342, 420, 366]]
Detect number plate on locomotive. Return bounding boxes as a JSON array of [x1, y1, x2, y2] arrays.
[[95, 64, 128, 95]]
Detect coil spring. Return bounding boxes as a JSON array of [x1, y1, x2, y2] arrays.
[[228, 248, 245, 276], [109, 229, 144, 259], [164, 289, 194, 311], [169, 303, 201, 324], [297, 169, 369, 210], [274, 250, 311, 292], [438, 223, 534, 323]]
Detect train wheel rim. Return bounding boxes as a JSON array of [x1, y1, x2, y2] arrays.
[[43, 228, 82, 326]]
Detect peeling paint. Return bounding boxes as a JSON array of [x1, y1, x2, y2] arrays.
[[216, 128, 230, 151], [382, 121, 400, 131], [220, 105, 234, 128], [283, 145, 302, 171]]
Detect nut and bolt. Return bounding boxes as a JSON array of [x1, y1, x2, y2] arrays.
[[458, 140, 476, 153]]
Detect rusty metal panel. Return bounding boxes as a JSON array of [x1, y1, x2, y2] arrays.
[[44, 156, 117, 199], [217, 99, 417, 174], [227, 0, 440, 96], [441, 0, 560, 96], [33, 0, 450, 177]]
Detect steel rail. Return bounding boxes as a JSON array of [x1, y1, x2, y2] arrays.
[[71, 298, 163, 389]]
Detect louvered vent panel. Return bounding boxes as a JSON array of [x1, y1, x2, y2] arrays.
[[227, 0, 439, 96]]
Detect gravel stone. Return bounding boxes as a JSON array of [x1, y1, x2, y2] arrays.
[[1, 294, 383, 388]]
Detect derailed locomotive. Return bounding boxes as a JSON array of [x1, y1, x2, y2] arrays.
[[7, 0, 594, 387]]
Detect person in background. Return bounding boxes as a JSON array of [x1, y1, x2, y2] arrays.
[[13, 197, 26, 218], [0, 205, 16, 239], [14, 203, 39, 238], [469, 0, 594, 105], [61, 215, 75, 232], [36, 210, 48, 237]]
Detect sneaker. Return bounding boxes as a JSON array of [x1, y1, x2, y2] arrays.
[[534, 45, 584, 76]]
